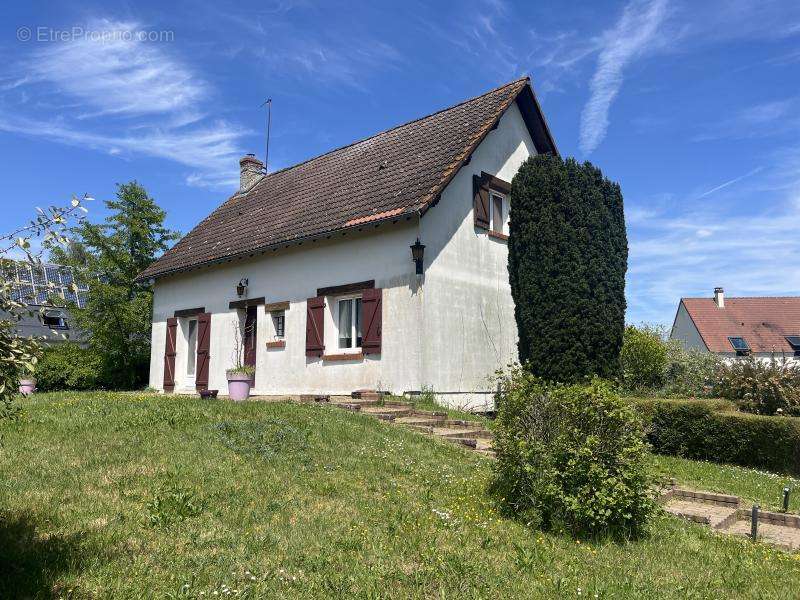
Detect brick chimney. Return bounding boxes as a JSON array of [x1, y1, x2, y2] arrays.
[[239, 153, 263, 192], [714, 287, 724, 308]]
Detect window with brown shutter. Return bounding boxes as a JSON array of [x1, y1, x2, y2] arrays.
[[163, 317, 178, 392], [195, 312, 211, 391], [473, 174, 490, 229], [361, 288, 382, 355], [306, 296, 325, 357]]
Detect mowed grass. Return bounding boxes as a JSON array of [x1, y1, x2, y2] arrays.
[[1, 393, 799, 599]]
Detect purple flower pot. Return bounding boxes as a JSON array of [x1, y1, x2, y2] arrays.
[[226, 371, 252, 402], [19, 379, 36, 396]]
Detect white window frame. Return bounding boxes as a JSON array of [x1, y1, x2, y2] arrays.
[[271, 310, 285, 339], [489, 191, 509, 236], [335, 294, 363, 352]]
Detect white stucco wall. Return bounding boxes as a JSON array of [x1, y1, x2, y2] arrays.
[[149, 222, 423, 396], [418, 101, 536, 410], [149, 99, 538, 408], [669, 302, 708, 352]]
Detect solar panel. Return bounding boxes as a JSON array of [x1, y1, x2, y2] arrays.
[[728, 336, 750, 352], [786, 336, 800, 350]]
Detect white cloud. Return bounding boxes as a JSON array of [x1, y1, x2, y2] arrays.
[[626, 149, 800, 325], [0, 18, 246, 189], [579, 0, 668, 154]]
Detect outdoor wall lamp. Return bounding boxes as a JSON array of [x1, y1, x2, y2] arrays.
[[410, 238, 425, 275], [236, 278, 249, 297]]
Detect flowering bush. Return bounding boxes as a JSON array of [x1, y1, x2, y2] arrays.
[[662, 341, 721, 397], [492, 368, 655, 537], [713, 356, 800, 416]]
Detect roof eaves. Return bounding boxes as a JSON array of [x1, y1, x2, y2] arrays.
[[417, 78, 529, 217], [136, 208, 418, 282]]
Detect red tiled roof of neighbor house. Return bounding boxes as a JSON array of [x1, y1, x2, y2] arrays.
[[681, 296, 800, 354], [137, 77, 557, 280]]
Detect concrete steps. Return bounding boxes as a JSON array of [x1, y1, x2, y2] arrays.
[[660, 486, 800, 551], [319, 390, 495, 458]]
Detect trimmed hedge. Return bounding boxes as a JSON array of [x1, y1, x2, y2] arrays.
[[631, 397, 800, 475]]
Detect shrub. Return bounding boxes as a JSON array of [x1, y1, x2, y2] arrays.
[[713, 356, 800, 416], [620, 325, 667, 390], [662, 341, 720, 397], [633, 397, 800, 475], [493, 369, 655, 537], [35, 343, 103, 391], [508, 154, 627, 383]]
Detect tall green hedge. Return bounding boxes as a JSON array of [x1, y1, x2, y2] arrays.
[[508, 154, 627, 382], [633, 398, 800, 475]]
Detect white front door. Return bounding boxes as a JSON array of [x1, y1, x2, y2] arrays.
[[185, 317, 198, 387]]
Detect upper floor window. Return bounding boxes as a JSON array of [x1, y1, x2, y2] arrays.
[[337, 296, 362, 350], [490, 191, 509, 236], [728, 336, 750, 356]]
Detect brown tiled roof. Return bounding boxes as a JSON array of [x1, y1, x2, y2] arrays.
[[138, 77, 556, 280], [681, 297, 800, 353]]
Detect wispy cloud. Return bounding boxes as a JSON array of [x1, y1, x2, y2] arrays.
[[0, 18, 246, 188], [579, 0, 669, 154], [693, 97, 800, 141], [695, 166, 764, 199], [626, 148, 800, 324]]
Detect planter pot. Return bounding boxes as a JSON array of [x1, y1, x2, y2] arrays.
[[19, 379, 36, 396], [226, 371, 252, 402], [199, 389, 219, 399]]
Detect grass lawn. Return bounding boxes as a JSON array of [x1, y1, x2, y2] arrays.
[[2, 392, 799, 599]]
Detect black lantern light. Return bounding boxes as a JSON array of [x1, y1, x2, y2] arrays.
[[410, 238, 425, 275], [236, 278, 249, 297]]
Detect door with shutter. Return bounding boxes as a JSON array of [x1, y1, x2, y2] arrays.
[[195, 312, 211, 391], [163, 317, 178, 392], [361, 288, 382, 355], [305, 296, 325, 357]]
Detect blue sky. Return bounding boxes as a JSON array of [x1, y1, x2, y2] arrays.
[[1, 0, 799, 326]]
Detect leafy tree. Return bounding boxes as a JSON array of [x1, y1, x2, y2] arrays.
[[51, 182, 178, 389], [508, 154, 627, 382]]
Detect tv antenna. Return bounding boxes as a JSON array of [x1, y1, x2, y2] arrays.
[[260, 98, 272, 174]]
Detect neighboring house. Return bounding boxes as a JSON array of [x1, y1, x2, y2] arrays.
[[670, 287, 800, 361], [137, 77, 558, 409], [1, 260, 88, 343]]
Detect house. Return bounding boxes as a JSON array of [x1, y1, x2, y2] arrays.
[[670, 287, 800, 361], [137, 77, 558, 409], [1, 260, 88, 343]]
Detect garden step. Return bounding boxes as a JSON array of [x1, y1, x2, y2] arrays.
[[664, 500, 738, 529], [409, 409, 448, 418], [394, 416, 446, 427], [360, 406, 413, 418], [430, 427, 486, 439], [332, 402, 362, 412]]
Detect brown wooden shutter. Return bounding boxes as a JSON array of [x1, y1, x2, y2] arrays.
[[195, 312, 211, 391], [473, 174, 490, 229], [361, 288, 382, 355], [306, 296, 325, 357], [163, 317, 178, 392]]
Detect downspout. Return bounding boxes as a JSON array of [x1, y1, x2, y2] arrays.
[[415, 210, 424, 395]]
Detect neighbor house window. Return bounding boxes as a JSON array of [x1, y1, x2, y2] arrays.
[[272, 311, 285, 338], [490, 191, 508, 235], [337, 297, 362, 349], [42, 311, 68, 330], [786, 335, 800, 356], [187, 318, 198, 376], [728, 336, 750, 356]]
